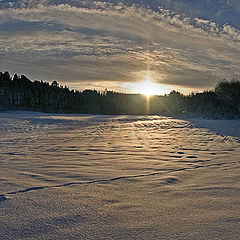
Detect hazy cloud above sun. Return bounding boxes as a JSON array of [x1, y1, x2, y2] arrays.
[[0, 0, 240, 93]]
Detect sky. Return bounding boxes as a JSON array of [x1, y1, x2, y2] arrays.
[[0, 0, 240, 94]]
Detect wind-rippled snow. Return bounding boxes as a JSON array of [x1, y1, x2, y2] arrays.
[[0, 111, 239, 239], [0, 112, 238, 183]]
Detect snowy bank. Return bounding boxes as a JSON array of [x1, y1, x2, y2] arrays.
[[187, 118, 240, 139]]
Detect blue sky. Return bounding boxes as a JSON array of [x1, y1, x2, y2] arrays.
[[0, 0, 240, 93]]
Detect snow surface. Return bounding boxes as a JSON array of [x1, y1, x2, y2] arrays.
[[0, 111, 239, 239], [188, 118, 240, 140]]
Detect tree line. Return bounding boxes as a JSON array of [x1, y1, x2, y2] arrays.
[[0, 71, 239, 118]]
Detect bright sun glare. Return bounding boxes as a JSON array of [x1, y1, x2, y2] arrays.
[[122, 72, 173, 96], [133, 75, 162, 96]]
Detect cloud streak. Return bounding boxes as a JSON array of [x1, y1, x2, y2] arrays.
[[0, 0, 240, 93]]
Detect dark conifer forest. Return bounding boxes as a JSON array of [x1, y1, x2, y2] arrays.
[[0, 71, 239, 118]]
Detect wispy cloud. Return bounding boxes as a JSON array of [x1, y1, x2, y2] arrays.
[[0, 0, 239, 93]]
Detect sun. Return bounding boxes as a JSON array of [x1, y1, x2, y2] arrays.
[[133, 74, 160, 96], [138, 80, 155, 96], [122, 72, 172, 96]]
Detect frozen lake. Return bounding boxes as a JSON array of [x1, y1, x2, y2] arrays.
[[0, 112, 240, 239]]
